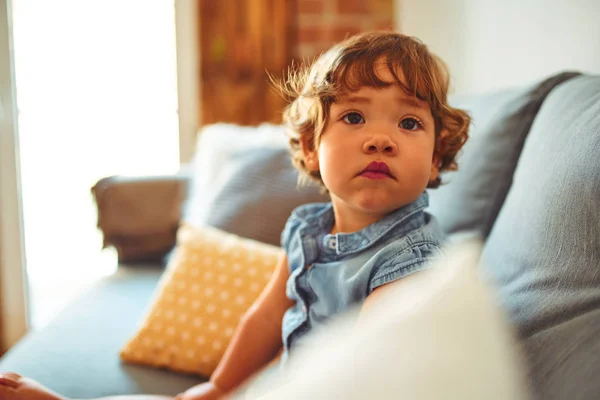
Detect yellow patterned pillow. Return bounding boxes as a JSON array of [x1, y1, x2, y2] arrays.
[[120, 225, 283, 377]]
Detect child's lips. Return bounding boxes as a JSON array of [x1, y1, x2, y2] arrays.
[[360, 171, 391, 179], [359, 161, 395, 180]]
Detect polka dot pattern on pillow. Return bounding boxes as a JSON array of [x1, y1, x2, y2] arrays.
[[120, 225, 283, 377]]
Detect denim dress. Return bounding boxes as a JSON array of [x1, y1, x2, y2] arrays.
[[280, 192, 444, 361]]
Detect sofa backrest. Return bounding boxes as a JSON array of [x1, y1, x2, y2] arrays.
[[480, 74, 600, 399], [427, 71, 580, 241], [427, 72, 600, 399]]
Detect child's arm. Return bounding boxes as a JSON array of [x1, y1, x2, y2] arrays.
[[178, 254, 294, 399]]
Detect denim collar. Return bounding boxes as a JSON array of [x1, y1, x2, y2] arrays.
[[297, 192, 430, 256]]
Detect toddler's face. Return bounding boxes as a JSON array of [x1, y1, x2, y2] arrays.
[[304, 62, 438, 228]]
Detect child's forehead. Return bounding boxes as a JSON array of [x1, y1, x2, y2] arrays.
[[335, 85, 430, 110], [340, 57, 405, 84], [373, 59, 405, 81], [334, 59, 414, 93], [335, 61, 428, 107]]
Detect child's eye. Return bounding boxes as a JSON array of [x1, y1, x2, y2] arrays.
[[342, 112, 365, 125], [399, 117, 422, 131]]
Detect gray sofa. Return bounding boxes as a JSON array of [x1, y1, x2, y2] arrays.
[[1, 72, 599, 400]]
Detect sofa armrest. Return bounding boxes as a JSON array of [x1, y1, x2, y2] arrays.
[[91, 169, 190, 264]]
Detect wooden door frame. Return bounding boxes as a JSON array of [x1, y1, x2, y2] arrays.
[[174, 0, 200, 164], [0, 0, 30, 352]]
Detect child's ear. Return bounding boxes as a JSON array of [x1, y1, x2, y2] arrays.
[[301, 134, 320, 172], [429, 153, 441, 183], [430, 130, 447, 182]]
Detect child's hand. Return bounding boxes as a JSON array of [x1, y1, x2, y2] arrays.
[[175, 382, 225, 400]]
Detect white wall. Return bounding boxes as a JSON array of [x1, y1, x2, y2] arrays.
[[396, 0, 600, 95]]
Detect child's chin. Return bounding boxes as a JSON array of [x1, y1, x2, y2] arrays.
[[354, 198, 403, 214]]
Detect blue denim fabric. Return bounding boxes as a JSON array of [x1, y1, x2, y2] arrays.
[[280, 191, 444, 359]]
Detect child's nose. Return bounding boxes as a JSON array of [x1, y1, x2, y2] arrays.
[[363, 134, 398, 156]]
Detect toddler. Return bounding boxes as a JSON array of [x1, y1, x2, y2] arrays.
[[0, 31, 469, 400]]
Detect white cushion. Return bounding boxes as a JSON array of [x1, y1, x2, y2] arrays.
[[242, 241, 529, 400]]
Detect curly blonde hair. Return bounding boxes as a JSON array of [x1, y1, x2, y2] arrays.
[[274, 31, 470, 189]]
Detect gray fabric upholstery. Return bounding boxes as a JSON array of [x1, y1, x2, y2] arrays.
[[524, 310, 600, 400], [481, 75, 600, 399], [0, 266, 205, 397], [187, 146, 329, 247], [428, 72, 580, 240]]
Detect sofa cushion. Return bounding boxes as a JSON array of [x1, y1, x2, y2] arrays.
[[120, 225, 282, 377], [183, 123, 330, 247], [427, 72, 580, 241], [481, 75, 600, 399]]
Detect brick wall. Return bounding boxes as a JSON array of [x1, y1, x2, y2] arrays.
[[296, 0, 395, 61]]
